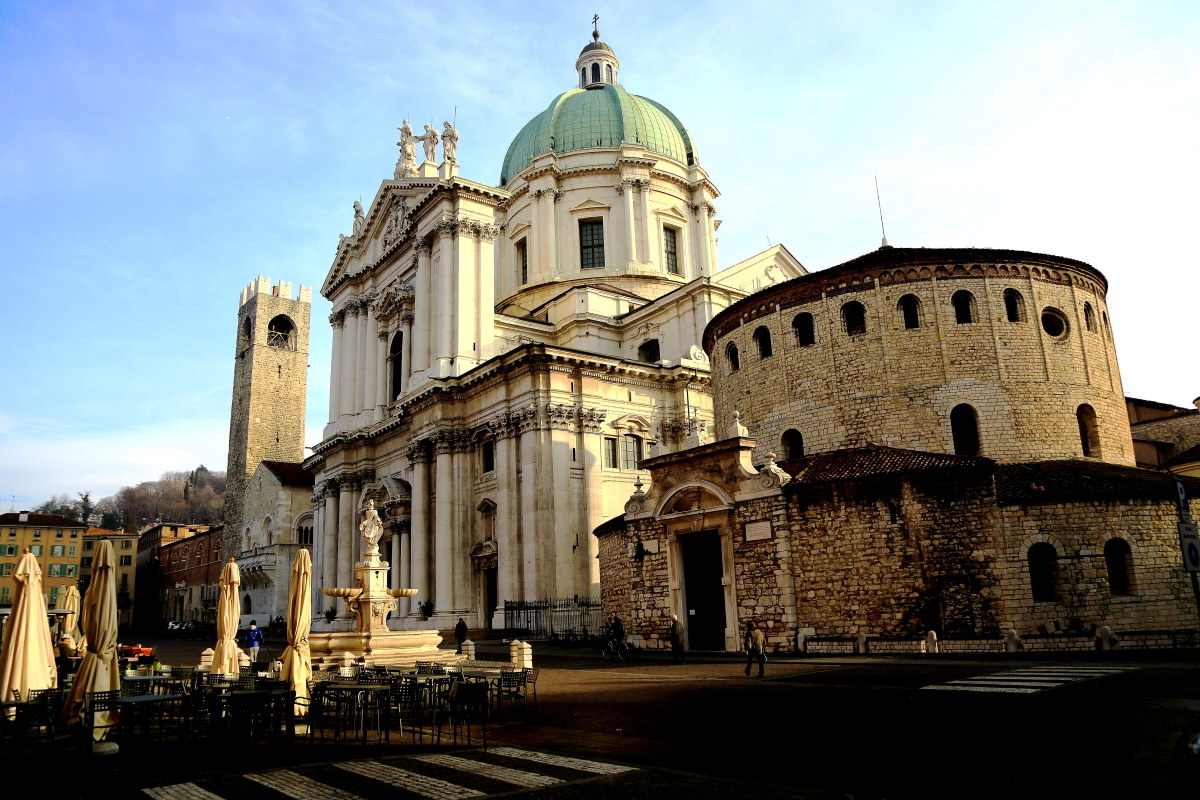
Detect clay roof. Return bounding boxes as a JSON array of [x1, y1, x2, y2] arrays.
[[0, 512, 85, 527], [995, 459, 1200, 504], [260, 461, 315, 487], [85, 527, 133, 537], [782, 446, 993, 485], [1158, 444, 1200, 471]]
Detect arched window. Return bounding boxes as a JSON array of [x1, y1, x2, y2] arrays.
[[637, 339, 661, 363], [842, 301, 866, 336], [267, 315, 296, 349], [1076, 403, 1099, 456], [1083, 302, 1096, 332], [726, 342, 740, 372], [951, 290, 976, 324], [389, 331, 404, 401], [1028, 542, 1059, 602], [241, 595, 252, 615], [481, 440, 495, 473], [591, 63, 600, 83], [240, 316, 252, 350], [515, 238, 528, 284], [606, 64, 613, 83], [581, 68, 587, 86], [950, 404, 980, 456], [753, 326, 773, 358], [1003, 288, 1025, 322], [897, 294, 921, 329], [1104, 538, 1135, 596], [793, 313, 815, 346], [782, 429, 804, 459]]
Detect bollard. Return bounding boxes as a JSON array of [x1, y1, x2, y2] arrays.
[[1005, 629, 1024, 652], [856, 632, 868, 655], [521, 640, 533, 668], [463, 639, 476, 660], [509, 639, 522, 666], [1096, 625, 1118, 650], [924, 630, 939, 654]]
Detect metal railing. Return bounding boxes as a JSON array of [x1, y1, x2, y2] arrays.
[[503, 597, 602, 641]]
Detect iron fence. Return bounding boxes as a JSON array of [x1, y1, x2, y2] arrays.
[[503, 597, 603, 641]]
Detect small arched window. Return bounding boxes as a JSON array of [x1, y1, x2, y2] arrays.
[[1083, 302, 1096, 332], [1028, 542, 1059, 602], [950, 404, 980, 456], [581, 68, 587, 86], [951, 290, 976, 324], [1104, 538, 1135, 596], [726, 342, 740, 372], [782, 429, 804, 459], [591, 63, 600, 83], [606, 64, 613, 83], [753, 326, 773, 358], [241, 317, 253, 350], [1003, 289, 1025, 323], [637, 339, 661, 363], [1076, 403, 1099, 457], [793, 313, 815, 346], [897, 294, 921, 329], [842, 301, 867, 336], [267, 315, 296, 349], [389, 331, 404, 400]]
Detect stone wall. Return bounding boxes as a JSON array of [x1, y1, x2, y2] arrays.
[[705, 250, 1133, 467]]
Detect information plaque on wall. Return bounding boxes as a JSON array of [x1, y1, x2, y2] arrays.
[[744, 520, 772, 541]]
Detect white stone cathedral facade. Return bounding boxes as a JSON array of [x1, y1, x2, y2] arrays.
[[306, 31, 803, 630]]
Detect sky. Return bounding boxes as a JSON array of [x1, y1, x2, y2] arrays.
[[2, 0, 1197, 511]]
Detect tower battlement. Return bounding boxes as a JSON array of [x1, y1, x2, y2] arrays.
[[240, 275, 312, 307]]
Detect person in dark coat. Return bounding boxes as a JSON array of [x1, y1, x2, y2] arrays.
[[669, 614, 686, 664], [454, 617, 468, 654], [743, 620, 766, 677]]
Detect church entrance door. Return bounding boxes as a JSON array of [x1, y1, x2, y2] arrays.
[[482, 568, 497, 628], [679, 529, 725, 650]]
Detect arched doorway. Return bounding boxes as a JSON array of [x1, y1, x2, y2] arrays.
[[663, 485, 734, 652]]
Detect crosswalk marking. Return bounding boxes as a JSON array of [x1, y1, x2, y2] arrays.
[[488, 746, 638, 774], [246, 769, 366, 800], [922, 665, 1136, 693], [412, 753, 563, 787], [142, 747, 637, 800], [337, 760, 485, 798], [142, 784, 226, 800]]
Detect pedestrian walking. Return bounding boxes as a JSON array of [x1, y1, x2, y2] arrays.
[[243, 619, 265, 664], [454, 617, 468, 654], [669, 614, 686, 663], [743, 620, 766, 677]]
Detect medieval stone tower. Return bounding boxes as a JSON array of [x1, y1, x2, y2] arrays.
[[223, 276, 312, 559]]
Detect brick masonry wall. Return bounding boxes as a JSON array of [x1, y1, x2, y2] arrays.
[[709, 258, 1132, 467]]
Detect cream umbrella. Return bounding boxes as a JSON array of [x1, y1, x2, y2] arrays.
[[0, 550, 57, 711], [211, 558, 242, 675], [62, 540, 120, 739], [277, 548, 312, 715], [58, 585, 83, 658]]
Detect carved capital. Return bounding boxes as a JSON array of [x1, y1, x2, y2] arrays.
[[434, 215, 458, 238], [580, 407, 607, 432], [328, 309, 345, 328], [405, 440, 430, 464], [415, 238, 432, 255]]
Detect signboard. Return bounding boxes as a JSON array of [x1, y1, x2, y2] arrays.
[[1180, 522, 1200, 573], [744, 520, 772, 542]]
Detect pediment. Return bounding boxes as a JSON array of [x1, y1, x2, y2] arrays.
[[508, 221, 532, 240], [654, 205, 689, 224], [609, 414, 652, 434], [569, 198, 611, 214]]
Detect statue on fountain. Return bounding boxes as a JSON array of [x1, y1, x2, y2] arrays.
[[359, 499, 384, 559]]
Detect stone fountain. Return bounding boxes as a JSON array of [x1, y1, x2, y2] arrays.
[[307, 500, 463, 669]]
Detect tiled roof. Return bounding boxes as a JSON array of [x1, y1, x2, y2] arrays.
[[996, 460, 1200, 504], [783, 446, 993, 485], [0, 512, 85, 527], [1161, 444, 1200, 471], [260, 461, 315, 487], [85, 527, 134, 537]]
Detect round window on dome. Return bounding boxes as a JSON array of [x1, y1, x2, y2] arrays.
[[1041, 308, 1069, 338]]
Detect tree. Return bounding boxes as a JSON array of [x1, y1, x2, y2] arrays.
[[77, 491, 94, 526]]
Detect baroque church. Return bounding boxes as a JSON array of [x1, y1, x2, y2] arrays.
[[302, 29, 803, 630]]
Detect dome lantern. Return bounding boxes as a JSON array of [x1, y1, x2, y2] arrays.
[[575, 25, 620, 89]]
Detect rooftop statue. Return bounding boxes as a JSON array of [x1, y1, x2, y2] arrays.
[[395, 119, 418, 178], [420, 124, 439, 163], [442, 121, 458, 162]]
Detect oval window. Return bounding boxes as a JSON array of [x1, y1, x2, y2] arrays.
[[1041, 308, 1069, 338]]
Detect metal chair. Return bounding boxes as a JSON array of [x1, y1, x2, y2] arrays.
[[435, 679, 488, 749], [494, 667, 527, 719], [523, 667, 540, 707]]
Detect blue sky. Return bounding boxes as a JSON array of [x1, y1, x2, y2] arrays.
[[2, 0, 1197, 510]]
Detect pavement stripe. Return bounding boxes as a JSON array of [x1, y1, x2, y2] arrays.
[[246, 769, 366, 799], [922, 665, 1137, 693], [337, 760, 486, 798], [142, 785, 227, 800], [411, 753, 562, 787], [488, 746, 637, 774]]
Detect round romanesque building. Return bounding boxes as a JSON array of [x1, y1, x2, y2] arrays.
[[702, 246, 1134, 466]]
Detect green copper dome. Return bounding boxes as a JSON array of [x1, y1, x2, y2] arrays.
[[499, 84, 697, 186]]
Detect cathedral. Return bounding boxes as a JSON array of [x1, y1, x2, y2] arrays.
[[302, 29, 803, 630]]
